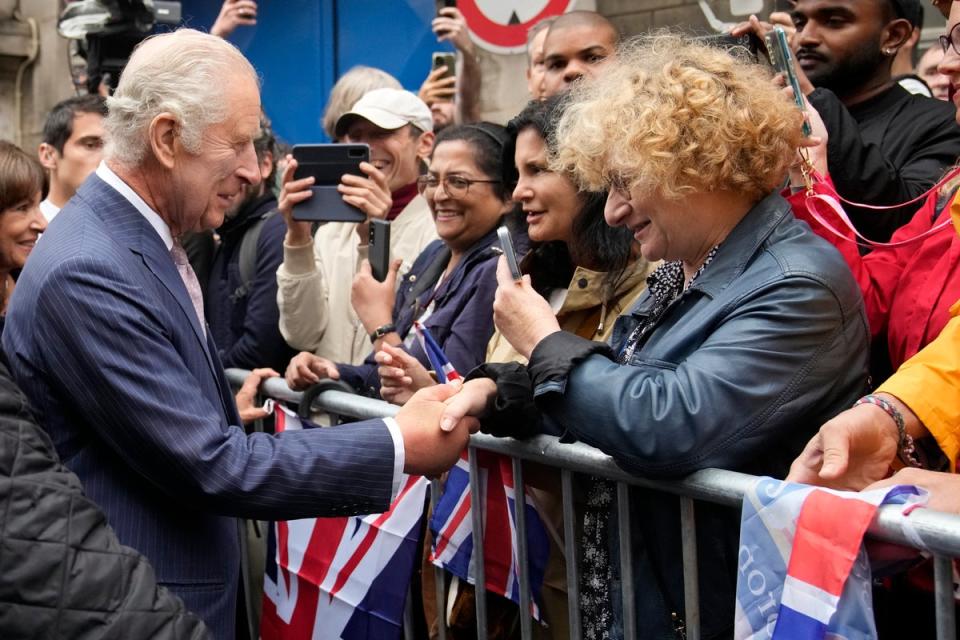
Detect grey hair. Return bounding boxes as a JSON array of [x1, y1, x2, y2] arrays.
[[321, 66, 402, 140], [104, 28, 259, 166]]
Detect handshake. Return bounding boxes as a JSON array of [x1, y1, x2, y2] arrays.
[[393, 379, 497, 477]]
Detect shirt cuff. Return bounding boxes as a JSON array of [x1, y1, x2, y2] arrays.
[[382, 416, 405, 501]]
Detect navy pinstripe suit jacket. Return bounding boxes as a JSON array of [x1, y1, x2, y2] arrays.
[[3, 175, 397, 639]]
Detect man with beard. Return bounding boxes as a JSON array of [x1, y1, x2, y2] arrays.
[[206, 115, 295, 373], [791, 0, 960, 241]]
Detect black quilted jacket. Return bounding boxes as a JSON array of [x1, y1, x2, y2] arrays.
[[0, 357, 210, 639]]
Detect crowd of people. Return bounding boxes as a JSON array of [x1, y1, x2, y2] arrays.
[[2, 0, 960, 637]]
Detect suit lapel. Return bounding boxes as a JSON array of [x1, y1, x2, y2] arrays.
[[84, 176, 227, 408]]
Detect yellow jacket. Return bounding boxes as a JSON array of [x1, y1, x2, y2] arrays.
[[878, 300, 960, 471], [877, 196, 960, 470]]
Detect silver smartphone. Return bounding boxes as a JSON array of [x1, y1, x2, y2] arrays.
[[496, 226, 522, 281]]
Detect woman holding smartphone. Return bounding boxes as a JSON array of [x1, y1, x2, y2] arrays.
[[284, 122, 518, 396], [375, 96, 655, 638]]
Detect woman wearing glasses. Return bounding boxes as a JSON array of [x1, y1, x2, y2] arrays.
[[284, 122, 518, 395], [377, 97, 654, 408]]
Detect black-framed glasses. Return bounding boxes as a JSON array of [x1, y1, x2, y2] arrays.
[[939, 23, 960, 56], [416, 174, 501, 198]]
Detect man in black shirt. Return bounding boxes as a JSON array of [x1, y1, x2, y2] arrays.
[[737, 0, 960, 241]]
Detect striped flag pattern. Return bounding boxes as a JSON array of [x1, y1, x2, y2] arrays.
[[413, 321, 461, 383], [735, 477, 927, 640]]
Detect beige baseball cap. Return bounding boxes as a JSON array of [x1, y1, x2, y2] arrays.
[[335, 88, 434, 138]]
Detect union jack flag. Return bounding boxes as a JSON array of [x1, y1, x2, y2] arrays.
[[429, 450, 550, 622], [735, 477, 927, 640], [413, 321, 461, 383], [260, 401, 429, 639]]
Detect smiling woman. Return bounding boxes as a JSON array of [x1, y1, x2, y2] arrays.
[[0, 141, 48, 321], [285, 123, 521, 398], [441, 34, 872, 638]]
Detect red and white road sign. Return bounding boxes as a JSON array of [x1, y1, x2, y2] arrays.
[[458, 0, 575, 54]]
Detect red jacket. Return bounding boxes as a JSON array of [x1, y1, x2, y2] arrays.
[[788, 178, 960, 370]]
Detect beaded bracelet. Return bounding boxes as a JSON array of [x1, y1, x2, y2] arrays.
[[854, 394, 923, 468]]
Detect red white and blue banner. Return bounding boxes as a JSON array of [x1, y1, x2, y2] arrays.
[[429, 450, 550, 622], [735, 477, 927, 640], [260, 402, 429, 639], [413, 321, 461, 383]]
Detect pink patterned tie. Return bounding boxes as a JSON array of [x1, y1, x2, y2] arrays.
[[170, 239, 206, 334]]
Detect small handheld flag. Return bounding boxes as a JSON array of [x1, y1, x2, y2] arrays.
[[413, 321, 461, 383]]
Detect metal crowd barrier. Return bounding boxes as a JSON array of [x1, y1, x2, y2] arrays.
[[226, 369, 960, 640]]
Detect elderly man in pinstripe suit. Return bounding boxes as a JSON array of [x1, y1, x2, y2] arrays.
[[2, 29, 473, 639]]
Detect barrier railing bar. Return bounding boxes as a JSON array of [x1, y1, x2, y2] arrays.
[[617, 482, 637, 640], [226, 369, 960, 637], [513, 457, 533, 640], [430, 478, 448, 640], [935, 554, 957, 640], [561, 469, 583, 640], [680, 496, 701, 640], [468, 447, 488, 639]]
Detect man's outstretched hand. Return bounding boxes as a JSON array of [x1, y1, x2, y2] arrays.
[[396, 382, 479, 477]]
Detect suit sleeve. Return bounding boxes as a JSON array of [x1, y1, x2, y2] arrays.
[[34, 254, 397, 519]]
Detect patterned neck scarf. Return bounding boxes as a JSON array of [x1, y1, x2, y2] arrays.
[[618, 246, 720, 364]]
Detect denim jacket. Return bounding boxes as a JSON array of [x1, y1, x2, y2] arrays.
[[495, 192, 870, 638]]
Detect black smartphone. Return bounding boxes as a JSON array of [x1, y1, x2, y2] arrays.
[[291, 143, 369, 223], [764, 26, 813, 136], [496, 226, 522, 281], [435, 0, 456, 36], [693, 32, 761, 62], [369, 219, 391, 282], [432, 52, 456, 81]]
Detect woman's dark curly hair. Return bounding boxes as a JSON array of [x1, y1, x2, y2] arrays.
[[504, 96, 634, 299]]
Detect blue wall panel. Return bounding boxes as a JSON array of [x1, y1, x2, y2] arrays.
[[178, 1, 445, 144]]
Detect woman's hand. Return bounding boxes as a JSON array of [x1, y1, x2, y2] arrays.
[[786, 402, 901, 490], [439, 377, 498, 433], [377, 343, 437, 405], [235, 367, 278, 424], [284, 352, 340, 391], [351, 258, 401, 334], [492, 256, 560, 359], [277, 155, 315, 246]]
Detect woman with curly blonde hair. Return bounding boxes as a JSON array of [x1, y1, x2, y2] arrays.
[[443, 35, 871, 637]]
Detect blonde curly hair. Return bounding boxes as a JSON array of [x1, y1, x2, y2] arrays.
[[552, 34, 804, 201]]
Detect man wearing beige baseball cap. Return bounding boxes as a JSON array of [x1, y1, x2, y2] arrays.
[[277, 88, 439, 382]]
